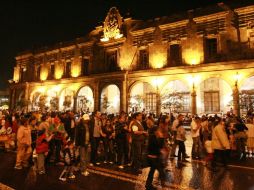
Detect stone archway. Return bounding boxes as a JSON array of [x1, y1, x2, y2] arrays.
[[100, 84, 120, 114], [77, 86, 94, 113]]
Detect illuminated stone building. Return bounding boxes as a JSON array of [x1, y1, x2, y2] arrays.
[[9, 3, 254, 116]]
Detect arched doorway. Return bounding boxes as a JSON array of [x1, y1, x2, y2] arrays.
[[239, 76, 254, 115], [197, 78, 232, 114], [59, 88, 74, 111], [129, 82, 155, 114], [161, 80, 190, 114], [100, 84, 120, 114], [77, 86, 94, 113]]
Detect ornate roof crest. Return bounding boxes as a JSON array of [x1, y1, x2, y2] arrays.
[[101, 7, 123, 42]]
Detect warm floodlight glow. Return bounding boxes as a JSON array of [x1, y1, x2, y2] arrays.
[[150, 53, 167, 69], [71, 65, 81, 78], [234, 72, 240, 86], [152, 77, 164, 88], [55, 68, 63, 79], [40, 68, 48, 81], [183, 49, 202, 65]]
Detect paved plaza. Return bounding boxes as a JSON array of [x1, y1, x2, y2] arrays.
[[0, 133, 254, 190]]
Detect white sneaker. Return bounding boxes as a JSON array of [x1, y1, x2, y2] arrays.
[[89, 163, 94, 166], [104, 161, 108, 164], [59, 177, 66, 182], [96, 162, 101, 165], [82, 171, 90, 176], [109, 161, 113, 164], [118, 165, 124, 169]]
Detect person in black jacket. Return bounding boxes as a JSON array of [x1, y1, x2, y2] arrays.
[[145, 126, 169, 190], [75, 114, 91, 176]]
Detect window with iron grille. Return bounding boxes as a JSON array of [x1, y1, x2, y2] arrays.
[[82, 58, 89, 75], [145, 93, 156, 113], [65, 61, 71, 78], [107, 51, 118, 72], [205, 38, 217, 62], [204, 91, 220, 112], [50, 64, 55, 79], [139, 49, 149, 69], [168, 44, 182, 66]]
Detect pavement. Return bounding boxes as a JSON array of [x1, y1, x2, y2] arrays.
[[0, 133, 254, 190]]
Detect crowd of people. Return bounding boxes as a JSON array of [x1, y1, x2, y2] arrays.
[[0, 109, 254, 190]]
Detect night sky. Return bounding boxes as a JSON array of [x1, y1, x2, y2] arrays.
[[0, 0, 248, 90]]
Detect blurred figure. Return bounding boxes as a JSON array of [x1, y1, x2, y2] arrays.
[[15, 117, 32, 169], [211, 118, 230, 170], [75, 114, 91, 176], [145, 126, 168, 190], [246, 118, 254, 157]]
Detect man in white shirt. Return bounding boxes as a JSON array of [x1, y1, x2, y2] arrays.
[[191, 116, 202, 159]]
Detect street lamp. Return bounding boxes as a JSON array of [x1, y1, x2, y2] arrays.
[[234, 72, 240, 87], [152, 77, 163, 117]]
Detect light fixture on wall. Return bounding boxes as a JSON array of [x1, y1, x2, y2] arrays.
[[234, 72, 240, 87]]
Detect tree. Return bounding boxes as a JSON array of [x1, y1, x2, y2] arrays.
[[102, 95, 110, 111], [38, 95, 47, 112], [79, 96, 91, 112], [63, 95, 72, 111], [161, 91, 188, 113], [50, 97, 59, 111], [129, 94, 144, 112]]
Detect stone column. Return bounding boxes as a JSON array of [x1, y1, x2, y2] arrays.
[[93, 82, 100, 112], [24, 82, 29, 112], [191, 88, 197, 115], [73, 96, 77, 113], [156, 89, 161, 117], [233, 85, 240, 117], [121, 80, 127, 113]]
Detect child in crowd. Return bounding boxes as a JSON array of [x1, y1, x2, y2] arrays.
[[59, 139, 76, 181]]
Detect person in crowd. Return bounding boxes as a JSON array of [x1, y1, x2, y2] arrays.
[[101, 118, 114, 164], [49, 116, 66, 165], [75, 114, 91, 176], [234, 117, 248, 160], [59, 139, 76, 181], [245, 118, 254, 157], [15, 117, 32, 169], [176, 119, 188, 163], [170, 114, 184, 158], [191, 116, 202, 159], [90, 111, 104, 165], [131, 112, 147, 173], [158, 114, 170, 140], [145, 126, 169, 190], [115, 115, 128, 169], [211, 118, 230, 170], [36, 129, 54, 174]]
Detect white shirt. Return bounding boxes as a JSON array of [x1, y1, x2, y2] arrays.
[[191, 119, 200, 138]]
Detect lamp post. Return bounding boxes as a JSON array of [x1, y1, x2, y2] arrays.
[[233, 72, 240, 116], [153, 77, 162, 118], [191, 76, 197, 116]]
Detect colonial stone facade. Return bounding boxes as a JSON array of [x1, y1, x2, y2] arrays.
[[10, 3, 254, 116]]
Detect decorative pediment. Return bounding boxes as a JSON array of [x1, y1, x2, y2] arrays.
[[101, 7, 123, 42]]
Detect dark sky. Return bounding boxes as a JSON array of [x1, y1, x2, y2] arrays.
[[0, 0, 248, 89]]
